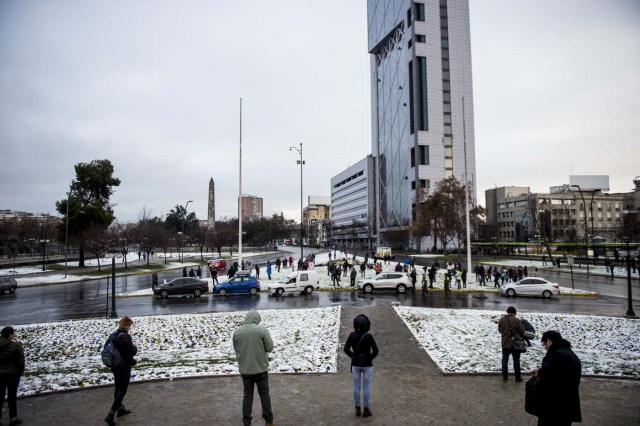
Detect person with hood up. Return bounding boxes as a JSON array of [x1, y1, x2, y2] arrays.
[[531, 330, 582, 425], [233, 310, 274, 426], [0, 326, 25, 426], [344, 314, 379, 418]]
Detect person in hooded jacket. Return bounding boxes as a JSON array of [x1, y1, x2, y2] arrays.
[[531, 330, 582, 425], [0, 326, 25, 426], [498, 306, 525, 382], [233, 310, 274, 426], [344, 314, 379, 418], [104, 316, 137, 426]]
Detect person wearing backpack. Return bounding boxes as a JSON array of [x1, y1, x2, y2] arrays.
[[104, 316, 138, 426], [344, 314, 379, 418], [0, 326, 25, 426]]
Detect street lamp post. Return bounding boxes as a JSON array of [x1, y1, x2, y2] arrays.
[[290, 143, 304, 262], [181, 200, 193, 262], [64, 190, 73, 278], [40, 239, 48, 271], [109, 254, 118, 318], [622, 211, 638, 319]]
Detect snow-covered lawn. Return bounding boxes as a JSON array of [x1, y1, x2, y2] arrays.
[[395, 306, 640, 378], [15, 306, 340, 397]]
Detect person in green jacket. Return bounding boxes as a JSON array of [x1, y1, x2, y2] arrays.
[[233, 310, 274, 426], [0, 326, 25, 426]]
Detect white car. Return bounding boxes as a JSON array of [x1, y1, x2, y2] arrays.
[[358, 272, 412, 294], [501, 277, 560, 299], [268, 270, 319, 296]]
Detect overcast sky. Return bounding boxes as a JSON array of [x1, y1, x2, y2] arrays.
[[1, 0, 638, 224]]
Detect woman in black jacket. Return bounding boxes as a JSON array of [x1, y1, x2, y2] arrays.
[[344, 314, 379, 418]]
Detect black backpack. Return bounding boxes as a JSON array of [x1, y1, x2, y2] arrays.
[[101, 331, 123, 368]]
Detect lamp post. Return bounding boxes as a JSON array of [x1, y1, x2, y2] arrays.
[[622, 211, 638, 319], [290, 143, 304, 262], [64, 190, 73, 278], [570, 185, 590, 274], [109, 253, 118, 318], [39, 239, 48, 271], [181, 200, 193, 262]]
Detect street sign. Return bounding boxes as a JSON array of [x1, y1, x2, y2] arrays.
[[566, 255, 575, 266]]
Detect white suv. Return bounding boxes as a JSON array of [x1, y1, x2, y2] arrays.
[[358, 272, 412, 294]]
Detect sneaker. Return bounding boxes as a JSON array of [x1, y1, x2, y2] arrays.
[[363, 407, 372, 418], [355, 407, 361, 417], [104, 411, 116, 426], [117, 406, 132, 417]]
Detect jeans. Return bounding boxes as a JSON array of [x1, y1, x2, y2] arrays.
[[0, 373, 20, 419], [241, 372, 272, 425], [352, 366, 372, 408], [501, 348, 521, 379], [111, 366, 131, 412]]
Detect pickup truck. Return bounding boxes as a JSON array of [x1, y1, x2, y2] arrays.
[[268, 270, 319, 296]]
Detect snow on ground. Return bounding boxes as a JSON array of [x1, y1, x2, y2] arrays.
[[15, 306, 341, 397], [395, 306, 640, 378]]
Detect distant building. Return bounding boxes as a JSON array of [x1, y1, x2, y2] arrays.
[[303, 196, 331, 247], [207, 178, 215, 228], [240, 195, 263, 221], [485, 176, 625, 243], [330, 156, 375, 249]]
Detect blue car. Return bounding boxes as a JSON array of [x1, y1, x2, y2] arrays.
[[214, 271, 261, 296]]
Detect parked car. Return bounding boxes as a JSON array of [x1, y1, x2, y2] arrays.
[[501, 277, 560, 299], [268, 270, 319, 296], [207, 257, 227, 271], [0, 276, 17, 295], [153, 277, 209, 298], [357, 272, 412, 294], [214, 271, 261, 296]]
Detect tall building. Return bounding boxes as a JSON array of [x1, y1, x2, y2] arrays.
[[368, 0, 476, 249], [303, 196, 331, 247], [207, 178, 215, 228], [240, 195, 263, 221]]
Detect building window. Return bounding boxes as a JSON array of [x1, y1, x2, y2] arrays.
[[416, 3, 425, 21], [416, 34, 426, 43], [419, 145, 429, 165], [407, 8, 412, 27], [409, 60, 414, 134], [417, 56, 428, 131], [410, 147, 415, 168]]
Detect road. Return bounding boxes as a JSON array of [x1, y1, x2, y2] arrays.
[[1, 266, 637, 325]]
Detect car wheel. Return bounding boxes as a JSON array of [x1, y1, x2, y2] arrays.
[[160, 290, 169, 298], [8, 287, 16, 294], [363, 284, 373, 293], [542, 290, 552, 299], [194, 289, 202, 297], [250, 287, 258, 295], [304, 286, 313, 294], [396, 284, 407, 294], [219, 288, 228, 296], [275, 288, 284, 296], [506, 289, 516, 297]]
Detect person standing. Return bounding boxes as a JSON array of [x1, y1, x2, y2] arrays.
[[360, 262, 366, 278], [498, 306, 525, 382], [255, 264, 260, 279], [266, 261, 272, 280], [182, 267, 187, 277], [410, 269, 417, 289], [275, 257, 281, 272], [211, 267, 219, 285], [151, 272, 158, 289], [0, 326, 25, 426], [233, 310, 274, 426], [531, 330, 582, 425], [196, 266, 202, 278], [104, 316, 137, 426], [350, 267, 357, 287], [344, 314, 379, 418]]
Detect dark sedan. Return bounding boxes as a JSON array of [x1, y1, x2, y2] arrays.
[[153, 277, 209, 298]]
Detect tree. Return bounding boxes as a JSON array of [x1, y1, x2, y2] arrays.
[[135, 206, 163, 266], [56, 159, 121, 267], [110, 222, 137, 269], [164, 205, 198, 234], [85, 226, 110, 271]]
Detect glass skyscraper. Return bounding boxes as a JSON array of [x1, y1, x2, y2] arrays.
[[368, 0, 476, 248]]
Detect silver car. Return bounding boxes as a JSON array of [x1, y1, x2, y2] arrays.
[[500, 277, 560, 299], [358, 272, 413, 294], [0, 275, 18, 295]]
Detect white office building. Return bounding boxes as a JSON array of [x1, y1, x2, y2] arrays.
[[368, 0, 477, 249]]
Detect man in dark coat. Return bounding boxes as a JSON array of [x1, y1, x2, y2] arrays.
[[498, 306, 525, 382], [532, 330, 582, 425], [105, 316, 138, 426], [0, 326, 25, 425]]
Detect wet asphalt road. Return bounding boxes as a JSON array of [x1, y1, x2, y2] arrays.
[[1, 267, 638, 325]]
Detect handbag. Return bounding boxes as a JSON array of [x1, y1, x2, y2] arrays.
[[508, 317, 527, 353], [525, 376, 543, 416]]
